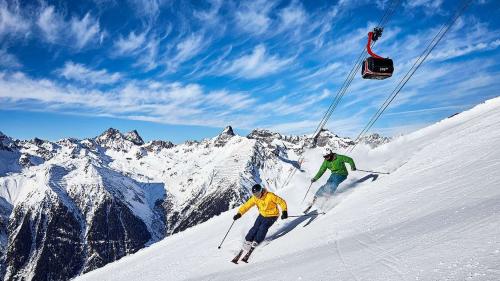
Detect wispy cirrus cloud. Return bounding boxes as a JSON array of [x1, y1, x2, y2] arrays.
[[36, 6, 105, 50], [193, 0, 223, 26], [405, 0, 444, 9], [166, 33, 206, 72], [37, 6, 63, 43], [221, 44, 293, 79], [0, 71, 257, 128], [114, 30, 147, 55], [0, 48, 21, 68], [70, 13, 105, 49], [279, 0, 307, 30], [235, 0, 275, 35], [56, 62, 121, 85], [428, 39, 500, 61], [0, 1, 30, 38], [127, 0, 165, 21]]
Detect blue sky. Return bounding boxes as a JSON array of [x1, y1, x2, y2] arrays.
[[0, 0, 499, 143]]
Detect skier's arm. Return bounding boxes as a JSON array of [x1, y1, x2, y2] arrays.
[[238, 197, 256, 216], [340, 155, 356, 171], [313, 161, 328, 180], [272, 194, 288, 212]]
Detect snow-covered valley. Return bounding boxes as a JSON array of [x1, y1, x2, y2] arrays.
[[74, 97, 500, 281]]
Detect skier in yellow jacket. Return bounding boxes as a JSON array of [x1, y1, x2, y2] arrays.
[[233, 184, 287, 258]]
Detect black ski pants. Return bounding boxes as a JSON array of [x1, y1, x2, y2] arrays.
[[245, 215, 277, 244]]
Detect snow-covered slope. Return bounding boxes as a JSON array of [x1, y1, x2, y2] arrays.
[[77, 97, 500, 281], [1, 124, 363, 280]]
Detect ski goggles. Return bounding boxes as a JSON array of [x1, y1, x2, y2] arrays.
[[252, 189, 263, 197]]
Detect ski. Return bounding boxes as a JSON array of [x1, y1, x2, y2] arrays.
[[231, 250, 244, 264], [241, 247, 255, 263]]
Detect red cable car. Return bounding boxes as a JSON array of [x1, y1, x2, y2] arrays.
[[362, 27, 394, 80]]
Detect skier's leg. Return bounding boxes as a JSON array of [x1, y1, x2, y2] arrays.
[[242, 241, 252, 251], [254, 216, 278, 244], [330, 174, 347, 193], [244, 215, 264, 243], [317, 174, 346, 197]]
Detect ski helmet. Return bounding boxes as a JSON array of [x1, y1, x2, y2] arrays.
[[252, 184, 263, 196], [323, 148, 333, 156], [323, 148, 335, 160]]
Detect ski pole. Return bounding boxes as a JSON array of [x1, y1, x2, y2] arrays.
[[301, 182, 313, 203], [356, 169, 390, 175], [218, 220, 235, 249], [288, 213, 326, 218]]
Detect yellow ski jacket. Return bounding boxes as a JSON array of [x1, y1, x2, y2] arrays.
[[238, 190, 287, 218]]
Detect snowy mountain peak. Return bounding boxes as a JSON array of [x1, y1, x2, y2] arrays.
[[125, 130, 144, 145], [97, 128, 122, 141], [316, 128, 338, 138], [31, 137, 46, 146], [96, 128, 121, 143], [359, 133, 392, 148], [0, 132, 16, 151], [213, 126, 236, 147], [95, 128, 140, 150], [247, 129, 284, 144], [144, 140, 175, 152], [220, 126, 235, 137], [309, 128, 354, 149]]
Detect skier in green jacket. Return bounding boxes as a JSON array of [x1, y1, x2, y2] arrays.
[[304, 150, 356, 213]]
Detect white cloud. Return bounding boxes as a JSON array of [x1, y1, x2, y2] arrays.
[[36, 6, 105, 50], [56, 62, 121, 85], [166, 33, 205, 71], [428, 40, 500, 61], [204, 90, 256, 110], [406, 0, 444, 9], [297, 63, 343, 82], [279, 1, 306, 29], [114, 30, 147, 55], [135, 38, 159, 71], [127, 0, 163, 20], [37, 6, 64, 43], [222, 45, 293, 79], [0, 48, 21, 68], [70, 13, 105, 49], [193, 0, 223, 24], [0, 71, 258, 128], [235, 0, 275, 35], [0, 2, 30, 38]]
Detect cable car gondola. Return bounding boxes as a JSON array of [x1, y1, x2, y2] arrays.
[[362, 27, 394, 80]]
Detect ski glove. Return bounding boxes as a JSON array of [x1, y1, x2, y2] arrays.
[[281, 211, 288, 220], [311, 178, 317, 183], [233, 213, 242, 220]]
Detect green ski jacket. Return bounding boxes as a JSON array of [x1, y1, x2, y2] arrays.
[[313, 154, 356, 179]]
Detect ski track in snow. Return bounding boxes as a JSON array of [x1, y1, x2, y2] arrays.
[[75, 97, 500, 281]]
